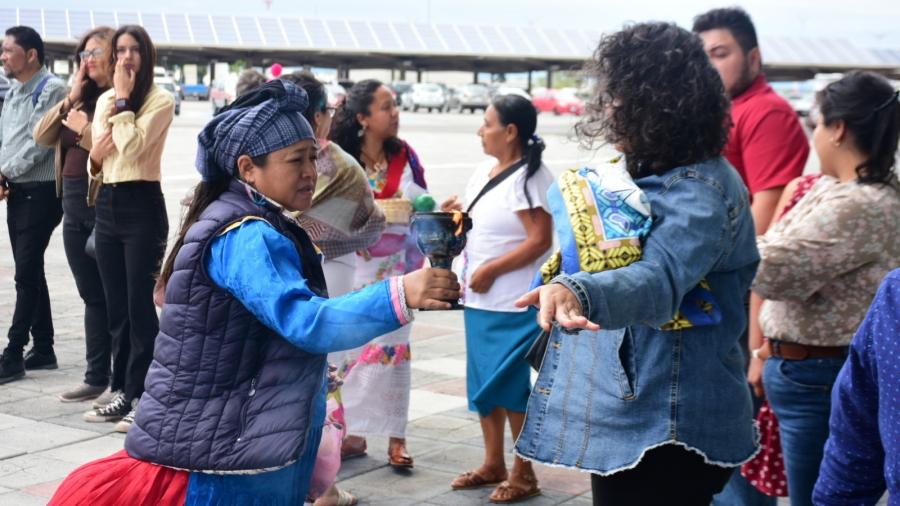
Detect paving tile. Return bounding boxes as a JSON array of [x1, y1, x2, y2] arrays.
[[533, 465, 592, 496], [0, 490, 49, 506], [0, 393, 92, 422], [411, 357, 467, 378], [20, 478, 64, 499], [0, 454, 79, 489], [428, 487, 573, 506], [418, 377, 467, 397], [410, 367, 458, 390], [38, 435, 125, 464], [0, 421, 99, 453], [407, 413, 483, 444], [408, 389, 468, 421], [41, 413, 121, 435], [409, 323, 460, 342], [337, 465, 458, 502]]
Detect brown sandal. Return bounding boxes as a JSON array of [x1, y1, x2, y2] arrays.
[[387, 438, 414, 468], [489, 475, 541, 504], [451, 469, 508, 490], [341, 436, 367, 461]]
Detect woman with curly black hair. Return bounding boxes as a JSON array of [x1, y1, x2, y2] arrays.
[[514, 22, 759, 505]]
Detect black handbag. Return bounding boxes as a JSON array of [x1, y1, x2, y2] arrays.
[[524, 330, 550, 371], [84, 227, 97, 259]]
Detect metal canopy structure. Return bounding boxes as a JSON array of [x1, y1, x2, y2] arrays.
[[2, 7, 899, 78]]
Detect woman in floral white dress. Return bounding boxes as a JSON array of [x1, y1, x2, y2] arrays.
[[328, 79, 428, 468]]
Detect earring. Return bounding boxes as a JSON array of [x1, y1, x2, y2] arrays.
[[357, 125, 366, 138]]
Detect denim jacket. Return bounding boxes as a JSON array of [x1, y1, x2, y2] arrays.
[[515, 157, 760, 474]]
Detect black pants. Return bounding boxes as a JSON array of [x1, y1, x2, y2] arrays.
[[94, 182, 168, 402], [591, 444, 733, 506], [5, 181, 63, 355], [62, 177, 113, 387]]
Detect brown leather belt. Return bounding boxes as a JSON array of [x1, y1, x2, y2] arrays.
[[758, 339, 848, 361]]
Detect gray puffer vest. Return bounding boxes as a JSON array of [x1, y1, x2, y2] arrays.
[[125, 179, 328, 473]]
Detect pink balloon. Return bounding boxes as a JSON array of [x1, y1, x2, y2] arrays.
[[270, 63, 283, 77]]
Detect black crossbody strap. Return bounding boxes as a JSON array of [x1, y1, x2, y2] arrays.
[[466, 159, 527, 213]]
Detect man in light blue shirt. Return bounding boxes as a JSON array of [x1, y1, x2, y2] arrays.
[[0, 26, 67, 384]]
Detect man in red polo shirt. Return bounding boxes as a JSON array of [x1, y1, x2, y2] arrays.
[[694, 7, 809, 506], [694, 7, 809, 235]]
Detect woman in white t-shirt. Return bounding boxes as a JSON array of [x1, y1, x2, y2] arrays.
[[442, 94, 553, 503]]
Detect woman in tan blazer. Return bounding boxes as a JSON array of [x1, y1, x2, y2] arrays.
[[33, 26, 116, 405]]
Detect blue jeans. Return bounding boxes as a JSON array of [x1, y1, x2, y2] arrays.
[[763, 356, 845, 506]]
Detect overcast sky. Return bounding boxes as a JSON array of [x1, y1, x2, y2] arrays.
[[19, 0, 900, 47]]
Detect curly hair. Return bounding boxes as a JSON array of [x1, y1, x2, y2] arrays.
[[575, 22, 730, 177], [817, 71, 899, 184]]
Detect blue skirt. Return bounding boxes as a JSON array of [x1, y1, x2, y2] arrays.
[[464, 307, 541, 416]]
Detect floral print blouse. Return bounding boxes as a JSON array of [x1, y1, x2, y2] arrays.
[[753, 175, 900, 346]]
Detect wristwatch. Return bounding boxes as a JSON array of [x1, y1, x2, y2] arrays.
[[114, 98, 130, 113]]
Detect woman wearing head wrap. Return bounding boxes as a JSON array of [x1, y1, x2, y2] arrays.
[[328, 79, 430, 467], [46, 80, 459, 506]]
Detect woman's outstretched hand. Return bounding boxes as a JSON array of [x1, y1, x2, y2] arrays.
[[403, 268, 461, 310], [515, 284, 600, 332]]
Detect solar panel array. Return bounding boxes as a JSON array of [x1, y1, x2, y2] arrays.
[[0, 7, 897, 68]]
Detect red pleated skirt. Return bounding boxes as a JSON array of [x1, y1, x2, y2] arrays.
[[48, 450, 189, 506]]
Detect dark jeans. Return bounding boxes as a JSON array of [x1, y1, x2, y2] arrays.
[[62, 177, 113, 387], [591, 444, 733, 506], [94, 182, 168, 402], [5, 181, 63, 355]]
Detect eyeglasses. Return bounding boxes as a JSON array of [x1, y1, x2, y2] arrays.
[[78, 48, 104, 60]]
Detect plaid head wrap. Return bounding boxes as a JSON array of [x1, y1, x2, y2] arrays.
[[195, 80, 315, 181]]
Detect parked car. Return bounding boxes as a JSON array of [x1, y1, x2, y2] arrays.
[[531, 87, 557, 114], [390, 81, 413, 107], [154, 77, 182, 116], [445, 83, 490, 113], [403, 83, 446, 112], [0, 75, 11, 112], [553, 88, 585, 116], [325, 83, 347, 107], [531, 87, 584, 115], [210, 78, 235, 115], [182, 83, 209, 100], [492, 86, 531, 101]]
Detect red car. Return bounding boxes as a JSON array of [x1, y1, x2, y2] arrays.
[[531, 87, 585, 116]]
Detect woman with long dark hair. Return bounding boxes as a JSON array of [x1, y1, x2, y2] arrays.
[[441, 94, 553, 503], [328, 79, 428, 468], [81, 25, 174, 433], [515, 23, 759, 504], [33, 26, 116, 404], [752, 71, 900, 506]]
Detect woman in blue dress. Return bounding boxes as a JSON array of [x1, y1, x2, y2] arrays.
[[48, 80, 458, 506]]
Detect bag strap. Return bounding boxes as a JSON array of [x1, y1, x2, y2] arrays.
[[31, 75, 52, 107], [466, 159, 526, 213]]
